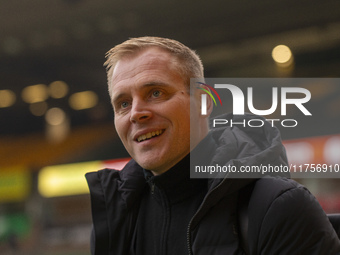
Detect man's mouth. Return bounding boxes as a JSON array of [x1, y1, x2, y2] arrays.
[[137, 129, 164, 142]]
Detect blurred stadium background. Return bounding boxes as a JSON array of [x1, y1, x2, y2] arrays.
[[1, 0, 340, 254]]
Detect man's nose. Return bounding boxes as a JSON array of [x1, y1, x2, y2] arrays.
[[130, 99, 152, 123]]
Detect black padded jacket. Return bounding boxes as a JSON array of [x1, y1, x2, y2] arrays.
[[86, 113, 340, 254]]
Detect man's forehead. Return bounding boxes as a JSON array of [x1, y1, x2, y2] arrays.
[[111, 47, 178, 84]]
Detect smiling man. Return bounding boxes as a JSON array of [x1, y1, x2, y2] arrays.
[[86, 37, 340, 255], [110, 46, 206, 175]]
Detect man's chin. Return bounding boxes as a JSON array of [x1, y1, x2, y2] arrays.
[[136, 159, 158, 170], [136, 159, 166, 175]]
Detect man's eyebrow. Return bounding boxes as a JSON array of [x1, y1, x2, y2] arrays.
[[112, 82, 172, 103], [141, 81, 172, 88], [112, 93, 127, 104]]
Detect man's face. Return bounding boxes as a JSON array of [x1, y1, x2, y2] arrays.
[[111, 47, 199, 175]]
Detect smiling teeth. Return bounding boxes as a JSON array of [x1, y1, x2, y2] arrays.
[[137, 130, 163, 142]]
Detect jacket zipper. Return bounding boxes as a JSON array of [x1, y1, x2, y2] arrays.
[[147, 178, 155, 194], [151, 182, 155, 194], [149, 179, 169, 255], [186, 176, 230, 255]]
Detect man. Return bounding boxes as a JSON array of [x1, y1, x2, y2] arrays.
[[86, 36, 340, 254]]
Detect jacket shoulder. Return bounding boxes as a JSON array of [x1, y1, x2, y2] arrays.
[[85, 160, 146, 254], [86, 168, 121, 190], [248, 177, 340, 254]]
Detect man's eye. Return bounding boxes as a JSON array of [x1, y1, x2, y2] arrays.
[[152, 90, 162, 98], [121, 101, 130, 108]]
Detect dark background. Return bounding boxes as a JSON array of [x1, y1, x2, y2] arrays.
[[1, 0, 340, 137], [1, 1, 340, 254]]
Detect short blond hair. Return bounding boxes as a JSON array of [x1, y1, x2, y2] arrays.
[[104, 36, 204, 97]]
